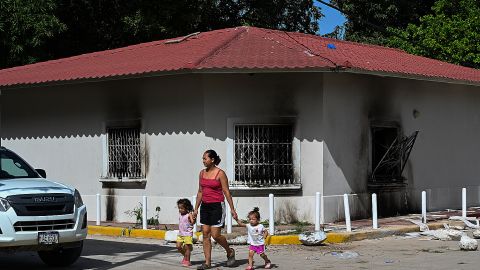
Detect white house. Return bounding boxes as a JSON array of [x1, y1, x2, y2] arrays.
[[1, 26, 479, 224]]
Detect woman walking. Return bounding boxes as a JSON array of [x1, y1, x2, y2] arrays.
[[193, 150, 238, 269]]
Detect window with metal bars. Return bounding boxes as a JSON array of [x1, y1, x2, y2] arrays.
[[107, 127, 142, 179], [233, 124, 295, 187]]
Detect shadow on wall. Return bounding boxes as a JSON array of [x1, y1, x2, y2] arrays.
[[0, 73, 323, 143]]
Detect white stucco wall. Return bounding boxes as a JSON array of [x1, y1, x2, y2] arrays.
[[1, 72, 324, 224], [2, 71, 479, 224]]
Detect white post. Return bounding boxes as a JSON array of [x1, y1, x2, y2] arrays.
[[372, 193, 378, 229], [315, 192, 321, 231], [192, 195, 198, 232], [269, 194, 275, 235], [226, 200, 232, 234], [421, 191, 427, 223], [142, 195, 147, 230], [320, 194, 325, 225], [462, 188, 467, 218], [96, 193, 101, 226], [343, 194, 351, 232]]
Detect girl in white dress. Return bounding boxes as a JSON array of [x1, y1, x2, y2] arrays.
[[234, 207, 272, 270]]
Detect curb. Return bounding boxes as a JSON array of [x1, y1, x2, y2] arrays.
[[87, 222, 445, 245]]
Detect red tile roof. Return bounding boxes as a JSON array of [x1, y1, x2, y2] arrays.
[[0, 26, 479, 87]]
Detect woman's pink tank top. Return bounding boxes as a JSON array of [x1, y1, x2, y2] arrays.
[[200, 169, 224, 203]]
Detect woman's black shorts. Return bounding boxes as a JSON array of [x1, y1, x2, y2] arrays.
[[199, 202, 225, 227]]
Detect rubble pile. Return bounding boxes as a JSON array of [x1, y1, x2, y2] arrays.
[[459, 235, 478, 251], [299, 231, 327, 246]]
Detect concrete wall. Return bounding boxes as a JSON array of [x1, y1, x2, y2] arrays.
[[322, 73, 480, 220], [1, 72, 324, 224], [2, 71, 479, 224]]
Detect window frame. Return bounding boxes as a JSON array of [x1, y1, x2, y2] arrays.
[[226, 116, 301, 192], [101, 120, 146, 181], [368, 121, 403, 184]]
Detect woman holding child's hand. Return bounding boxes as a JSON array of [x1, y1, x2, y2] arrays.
[[193, 149, 237, 270]]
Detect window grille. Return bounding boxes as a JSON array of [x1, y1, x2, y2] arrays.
[[370, 124, 418, 184], [107, 127, 142, 179], [234, 124, 296, 187]]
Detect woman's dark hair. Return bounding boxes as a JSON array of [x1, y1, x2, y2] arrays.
[[177, 198, 193, 212], [248, 207, 260, 220], [205, 149, 221, 165]]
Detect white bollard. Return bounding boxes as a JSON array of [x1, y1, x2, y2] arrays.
[[142, 195, 147, 230], [192, 195, 198, 232], [320, 194, 325, 225], [315, 192, 321, 231], [422, 191, 427, 224], [343, 194, 351, 232], [96, 193, 101, 226], [462, 188, 467, 218], [269, 194, 275, 235], [372, 193, 378, 229], [226, 200, 232, 234]]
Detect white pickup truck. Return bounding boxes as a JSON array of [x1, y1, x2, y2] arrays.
[[0, 147, 87, 266]]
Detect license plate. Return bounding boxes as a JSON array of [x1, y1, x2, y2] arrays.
[[38, 231, 59, 245]]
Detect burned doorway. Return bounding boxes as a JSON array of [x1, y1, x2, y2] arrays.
[[369, 122, 419, 216]]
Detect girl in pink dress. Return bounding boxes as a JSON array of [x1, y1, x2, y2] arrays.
[[177, 198, 195, 267]]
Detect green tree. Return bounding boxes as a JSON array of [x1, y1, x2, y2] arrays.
[[330, 0, 436, 45], [0, 0, 321, 68], [388, 0, 480, 68], [121, 0, 322, 43], [0, 0, 65, 67]]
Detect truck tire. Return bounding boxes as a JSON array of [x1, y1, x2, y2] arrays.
[[38, 241, 83, 266]]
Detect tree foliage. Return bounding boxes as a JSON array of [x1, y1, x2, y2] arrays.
[[0, 0, 322, 68], [0, 0, 65, 67], [330, 0, 436, 45], [388, 0, 480, 69]]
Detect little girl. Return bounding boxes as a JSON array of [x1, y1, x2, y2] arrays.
[[177, 198, 195, 267], [234, 207, 272, 270]]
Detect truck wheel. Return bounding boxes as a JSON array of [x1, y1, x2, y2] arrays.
[[38, 241, 83, 266]]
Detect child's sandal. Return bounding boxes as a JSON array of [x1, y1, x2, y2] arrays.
[[196, 263, 211, 269], [264, 262, 272, 269]]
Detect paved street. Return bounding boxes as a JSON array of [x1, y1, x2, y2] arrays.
[[0, 235, 479, 269]]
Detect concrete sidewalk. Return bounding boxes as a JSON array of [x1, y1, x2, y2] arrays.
[[87, 208, 480, 244]]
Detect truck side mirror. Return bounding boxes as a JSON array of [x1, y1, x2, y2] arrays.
[[36, 169, 46, 178]]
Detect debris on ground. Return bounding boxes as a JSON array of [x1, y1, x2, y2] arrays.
[[328, 251, 359, 259], [473, 229, 480, 239], [459, 235, 478, 251], [164, 230, 199, 243], [164, 230, 178, 242], [227, 235, 247, 245], [402, 232, 421, 239], [449, 216, 480, 229], [421, 230, 452, 241], [299, 231, 327, 246], [445, 229, 463, 240], [404, 218, 429, 231]]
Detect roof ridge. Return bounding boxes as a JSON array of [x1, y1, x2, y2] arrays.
[[192, 26, 248, 68], [0, 29, 237, 75]]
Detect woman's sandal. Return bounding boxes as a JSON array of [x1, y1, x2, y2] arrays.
[[196, 263, 211, 269], [226, 248, 236, 267]]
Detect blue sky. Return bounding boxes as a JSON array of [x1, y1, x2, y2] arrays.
[[316, 1, 347, 35]]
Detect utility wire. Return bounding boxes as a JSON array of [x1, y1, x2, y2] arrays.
[[281, 31, 339, 68]]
